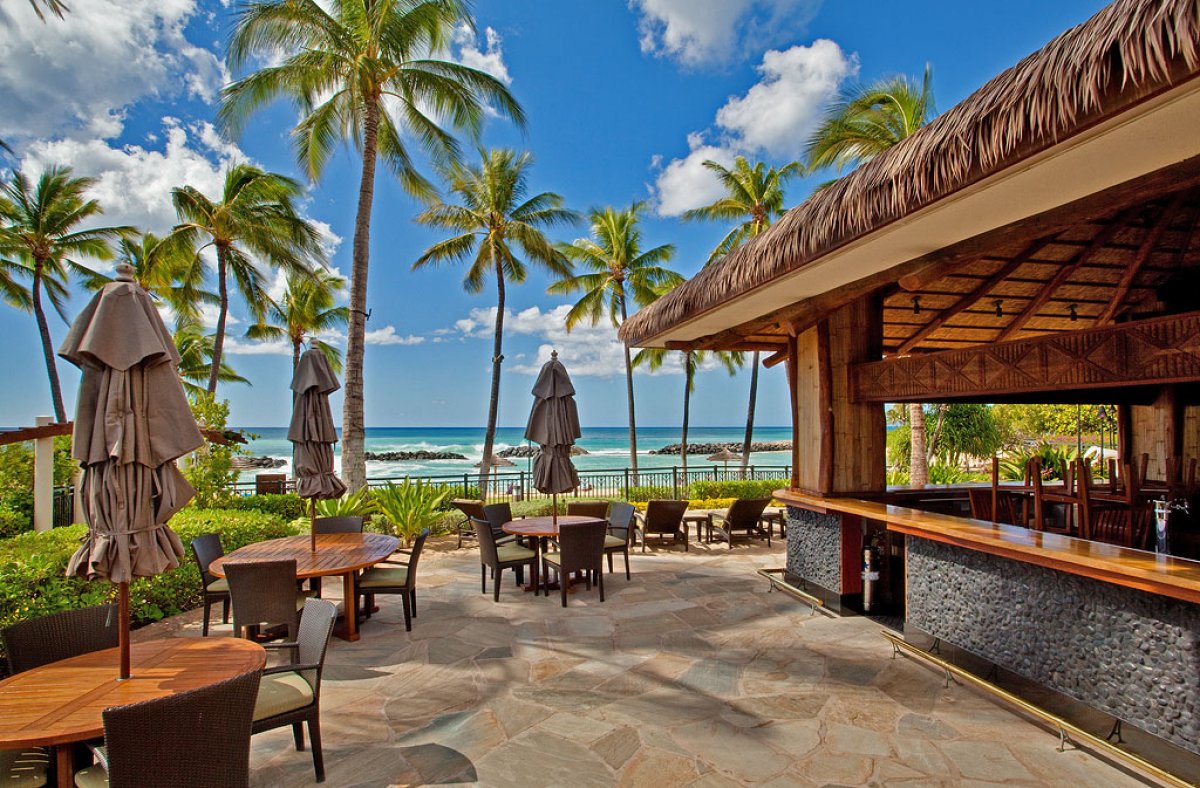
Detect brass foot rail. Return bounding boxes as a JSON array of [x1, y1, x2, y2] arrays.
[[756, 569, 836, 618], [881, 629, 1195, 788]]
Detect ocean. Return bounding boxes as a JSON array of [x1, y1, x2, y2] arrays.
[[238, 425, 794, 481]]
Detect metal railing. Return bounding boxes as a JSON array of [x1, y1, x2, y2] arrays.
[[227, 464, 792, 501], [52, 485, 74, 528]]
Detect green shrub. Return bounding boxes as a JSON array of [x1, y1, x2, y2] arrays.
[[372, 479, 450, 546], [0, 437, 77, 518], [0, 508, 30, 539], [627, 485, 672, 502], [0, 509, 300, 658], [183, 394, 240, 508], [686, 479, 783, 500], [315, 487, 377, 518], [223, 493, 306, 520]]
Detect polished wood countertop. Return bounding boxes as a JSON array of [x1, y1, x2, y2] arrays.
[[775, 488, 1200, 605]]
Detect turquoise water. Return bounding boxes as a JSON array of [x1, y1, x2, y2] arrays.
[[239, 426, 793, 481]]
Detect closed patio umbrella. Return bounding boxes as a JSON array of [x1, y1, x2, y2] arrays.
[[524, 351, 581, 526], [289, 348, 347, 552], [59, 263, 204, 679]]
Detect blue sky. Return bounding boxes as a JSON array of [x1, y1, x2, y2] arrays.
[[0, 0, 1109, 429]]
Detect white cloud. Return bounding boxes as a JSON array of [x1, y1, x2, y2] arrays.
[[450, 23, 511, 85], [631, 0, 822, 67], [0, 0, 226, 142], [364, 326, 425, 346], [652, 39, 855, 215], [224, 336, 289, 357]]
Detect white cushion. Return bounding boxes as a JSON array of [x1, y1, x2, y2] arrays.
[[603, 535, 626, 549], [0, 747, 49, 787], [253, 671, 314, 721], [205, 578, 229, 593], [496, 545, 535, 562]]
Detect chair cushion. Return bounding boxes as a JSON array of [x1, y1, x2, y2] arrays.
[[603, 535, 626, 549], [358, 565, 409, 589], [205, 577, 230, 593], [496, 544, 535, 562], [73, 764, 107, 788], [253, 671, 314, 721], [1, 747, 49, 787]]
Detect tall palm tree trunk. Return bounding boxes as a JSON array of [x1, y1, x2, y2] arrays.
[[909, 403, 928, 487], [680, 352, 692, 478], [480, 257, 506, 492], [207, 248, 230, 394], [31, 262, 66, 422], [619, 298, 639, 480], [739, 351, 759, 477], [342, 100, 380, 492]]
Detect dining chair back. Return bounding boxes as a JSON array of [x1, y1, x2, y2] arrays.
[[191, 533, 231, 636], [226, 559, 302, 641], [544, 520, 608, 607], [639, 499, 689, 551], [603, 502, 637, 579], [1, 604, 119, 675], [1078, 460, 1153, 549], [255, 473, 287, 495], [313, 516, 364, 534], [566, 501, 609, 519], [472, 517, 537, 600], [357, 529, 430, 631], [482, 502, 515, 537], [451, 499, 486, 548]]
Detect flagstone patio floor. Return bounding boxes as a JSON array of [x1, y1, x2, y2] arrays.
[[160, 538, 1154, 787]]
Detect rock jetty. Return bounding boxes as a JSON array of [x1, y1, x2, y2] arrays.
[[497, 445, 589, 458], [233, 456, 287, 469], [649, 441, 792, 456], [365, 450, 467, 461]]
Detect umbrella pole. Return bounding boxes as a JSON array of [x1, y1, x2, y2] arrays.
[[552, 492, 558, 528], [118, 581, 130, 680], [309, 497, 317, 552]]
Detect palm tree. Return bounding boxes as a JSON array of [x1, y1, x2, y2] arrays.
[[806, 67, 935, 485], [27, 0, 68, 21], [221, 0, 524, 491], [0, 167, 129, 421], [78, 231, 214, 321], [633, 348, 741, 476], [683, 157, 802, 475], [548, 203, 681, 477], [163, 164, 325, 395], [413, 148, 577, 484], [173, 316, 251, 398], [246, 269, 349, 372]]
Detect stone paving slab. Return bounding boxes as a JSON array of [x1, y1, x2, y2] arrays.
[[155, 536, 1155, 787]]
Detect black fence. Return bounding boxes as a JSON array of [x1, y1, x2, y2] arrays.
[[52, 485, 74, 528], [228, 464, 792, 502]]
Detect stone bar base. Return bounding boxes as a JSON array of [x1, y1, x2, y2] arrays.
[[906, 535, 1200, 755]]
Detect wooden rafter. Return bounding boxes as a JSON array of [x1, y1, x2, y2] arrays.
[[1097, 194, 1187, 325], [992, 211, 1134, 342], [895, 236, 1057, 354], [763, 348, 790, 368]]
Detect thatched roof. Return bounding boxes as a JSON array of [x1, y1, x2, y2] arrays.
[[621, 0, 1200, 347]]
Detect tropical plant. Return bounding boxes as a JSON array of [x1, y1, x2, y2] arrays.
[[548, 202, 680, 477], [221, 0, 524, 492], [246, 269, 349, 372], [998, 443, 1080, 482], [372, 478, 450, 546], [164, 164, 325, 395], [806, 68, 935, 484], [0, 166, 129, 421], [682, 156, 802, 473], [182, 393, 241, 508], [633, 348, 742, 475], [314, 487, 377, 519], [173, 316, 250, 398], [413, 148, 577, 485]]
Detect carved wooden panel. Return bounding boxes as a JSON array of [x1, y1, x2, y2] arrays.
[[851, 311, 1200, 402]]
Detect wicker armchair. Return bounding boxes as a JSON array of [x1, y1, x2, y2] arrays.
[[252, 598, 338, 783], [1, 604, 119, 675], [566, 501, 609, 519], [356, 529, 430, 631], [603, 502, 636, 579], [73, 669, 262, 788], [226, 560, 308, 642], [709, 498, 772, 548], [636, 500, 689, 552], [542, 520, 608, 607], [313, 516, 364, 533], [482, 502, 520, 546], [191, 534, 231, 637], [473, 517, 538, 601]]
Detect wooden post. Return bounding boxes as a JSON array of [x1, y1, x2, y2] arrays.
[[118, 581, 130, 680], [33, 416, 54, 532], [786, 334, 800, 490]]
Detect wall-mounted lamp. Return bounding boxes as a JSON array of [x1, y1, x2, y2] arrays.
[[1068, 303, 1078, 322], [912, 296, 921, 315], [994, 299, 1003, 318]]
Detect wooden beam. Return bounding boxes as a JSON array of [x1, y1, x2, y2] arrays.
[[896, 236, 1057, 354], [1098, 194, 1187, 325], [786, 334, 800, 490], [763, 348, 790, 368], [664, 341, 696, 351], [816, 319, 834, 494], [852, 310, 1200, 403], [993, 211, 1134, 342], [0, 422, 235, 447]]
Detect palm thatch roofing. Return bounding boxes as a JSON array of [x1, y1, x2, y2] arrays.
[[620, 0, 1200, 349]]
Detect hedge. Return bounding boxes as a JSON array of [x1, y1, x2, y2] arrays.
[[220, 493, 307, 521], [685, 479, 785, 500], [0, 508, 301, 660], [0, 508, 28, 540]]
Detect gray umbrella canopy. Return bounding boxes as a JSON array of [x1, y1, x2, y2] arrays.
[[289, 348, 347, 501], [707, 448, 742, 462], [59, 265, 205, 584], [524, 351, 580, 495]]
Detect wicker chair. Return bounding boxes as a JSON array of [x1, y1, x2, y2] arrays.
[[603, 502, 636, 579], [709, 498, 772, 548], [636, 500, 689, 552], [473, 517, 537, 601], [73, 669, 262, 788], [482, 502, 520, 546], [451, 499, 486, 548], [2, 604, 119, 675], [542, 520, 608, 607], [314, 516, 364, 534], [252, 598, 338, 783], [356, 529, 430, 631], [566, 501, 609, 519], [191, 534, 231, 637], [226, 560, 308, 642]]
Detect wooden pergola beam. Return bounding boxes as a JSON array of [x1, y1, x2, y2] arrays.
[[1097, 194, 1187, 325], [0, 422, 237, 448], [896, 236, 1057, 354], [763, 348, 790, 368]]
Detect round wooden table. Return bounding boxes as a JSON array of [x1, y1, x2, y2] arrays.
[[503, 515, 607, 593], [208, 532, 399, 642], [0, 636, 265, 788]]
